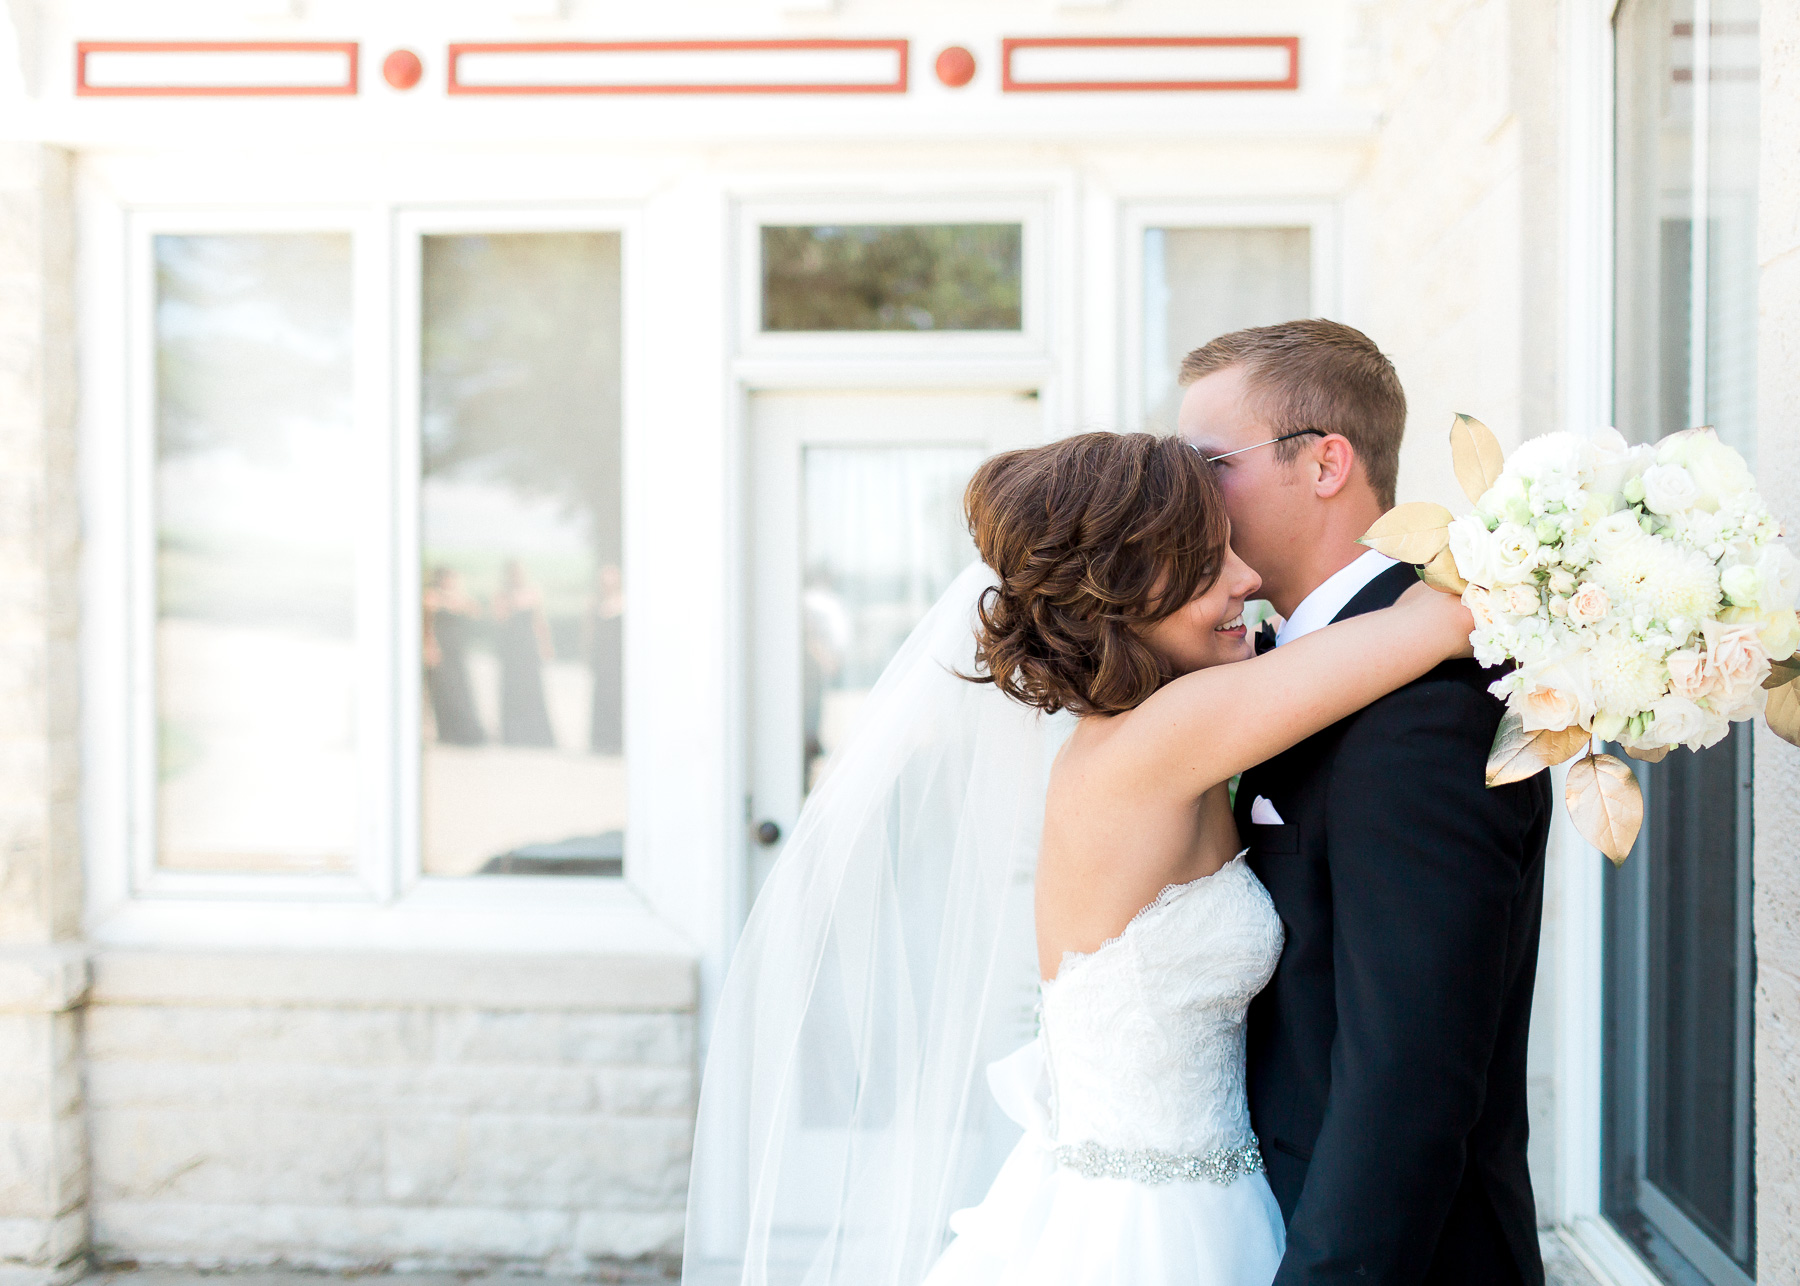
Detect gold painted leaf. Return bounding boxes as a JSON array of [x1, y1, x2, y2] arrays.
[[1450, 413, 1506, 506], [1485, 710, 1592, 787], [1623, 743, 1670, 763], [1768, 678, 1800, 748], [1564, 752, 1643, 866], [1418, 546, 1470, 595], [1764, 656, 1800, 691], [1359, 501, 1456, 565]]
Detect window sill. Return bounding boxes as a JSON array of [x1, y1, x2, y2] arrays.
[[1556, 1218, 1666, 1286]]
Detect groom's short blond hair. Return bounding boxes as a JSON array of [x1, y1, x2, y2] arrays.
[[1178, 319, 1406, 510]]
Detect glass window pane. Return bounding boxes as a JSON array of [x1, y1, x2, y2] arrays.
[[420, 232, 624, 877], [801, 445, 983, 791], [1142, 227, 1311, 431], [154, 233, 357, 873], [1613, 0, 1695, 446], [761, 225, 1022, 331], [1705, 0, 1759, 461]]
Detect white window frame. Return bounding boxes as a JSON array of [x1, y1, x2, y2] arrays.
[[79, 174, 683, 954], [1118, 199, 1340, 434]]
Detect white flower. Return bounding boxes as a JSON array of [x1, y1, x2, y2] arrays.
[[1592, 709, 1628, 742], [1448, 515, 1503, 588], [1657, 427, 1754, 511], [1587, 632, 1670, 715], [1720, 562, 1762, 608], [1462, 584, 1499, 628], [1755, 543, 1800, 615], [1568, 582, 1611, 626], [1701, 617, 1771, 709], [1548, 568, 1577, 596], [1590, 511, 1646, 557], [1666, 649, 1716, 702], [1592, 535, 1721, 625], [1512, 652, 1598, 732], [1489, 523, 1542, 585], [1641, 463, 1702, 516], [1477, 473, 1532, 527], [1590, 428, 1655, 500], [1647, 695, 1728, 750], [1758, 610, 1800, 662], [1502, 584, 1542, 616]]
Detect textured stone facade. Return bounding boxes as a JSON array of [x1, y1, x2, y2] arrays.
[[0, 141, 85, 1286], [1755, 1, 1800, 1277], [80, 953, 696, 1273]]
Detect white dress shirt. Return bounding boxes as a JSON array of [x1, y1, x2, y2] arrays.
[[1274, 549, 1400, 647]]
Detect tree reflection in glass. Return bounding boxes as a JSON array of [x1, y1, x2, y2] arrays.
[[419, 231, 624, 877], [761, 225, 1022, 332]]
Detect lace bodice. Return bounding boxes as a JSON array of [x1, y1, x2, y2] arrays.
[[1038, 853, 1283, 1158]]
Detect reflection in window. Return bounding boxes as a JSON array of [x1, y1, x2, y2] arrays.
[[420, 232, 624, 877], [153, 233, 357, 872], [761, 225, 1023, 332], [1607, 1, 1758, 1281], [1141, 227, 1310, 431], [801, 445, 983, 791]]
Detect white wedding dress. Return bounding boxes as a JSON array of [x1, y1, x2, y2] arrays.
[[921, 852, 1288, 1286]]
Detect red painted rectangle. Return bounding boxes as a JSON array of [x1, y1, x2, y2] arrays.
[[1001, 36, 1299, 93], [447, 38, 909, 95], [76, 40, 360, 97]]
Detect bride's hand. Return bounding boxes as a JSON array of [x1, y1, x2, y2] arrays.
[[1397, 578, 1477, 659]]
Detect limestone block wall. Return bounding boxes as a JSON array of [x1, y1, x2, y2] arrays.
[[81, 951, 697, 1273], [0, 141, 85, 1286], [1755, 1, 1800, 1276]]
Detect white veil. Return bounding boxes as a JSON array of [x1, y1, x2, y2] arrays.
[[683, 561, 1074, 1286]]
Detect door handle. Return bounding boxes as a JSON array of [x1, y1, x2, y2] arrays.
[[753, 819, 782, 846]]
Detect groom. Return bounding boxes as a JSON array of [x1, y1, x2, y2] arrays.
[[1179, 320, 1553, 1286]]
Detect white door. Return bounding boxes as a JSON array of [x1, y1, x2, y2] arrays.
[[746, 388, 1042, 902]]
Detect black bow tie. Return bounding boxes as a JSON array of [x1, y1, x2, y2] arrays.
[[1255, 622, 1278, 655]]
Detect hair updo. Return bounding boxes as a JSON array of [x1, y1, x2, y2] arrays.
[[964, 431, 1231, 717]]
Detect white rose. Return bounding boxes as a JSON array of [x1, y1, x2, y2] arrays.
[[1647, 695, 1718, 749], [1702, 617, 1771, 706], [1548, 568, 1577, 596], [1591, 709, 1628, 742], [1567, 582, 1611, 626], [1489, 523, 1541, 585], [1448, 515, 1503, 589], [1657, 427, 1754, 511], [1755, 543, 1800, 615], [1591, 428, 1655, 500], [1761, 610, 1800, 662], [1513, 652, 1598, 732], [1641, 463, 1702, 516], [1591, 510, 1645, 557]]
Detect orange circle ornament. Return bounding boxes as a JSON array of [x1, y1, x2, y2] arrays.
[[935, 46, 976, 88], [383, 49, 424, 91]]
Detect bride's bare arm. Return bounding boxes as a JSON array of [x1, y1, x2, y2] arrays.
[[1112, 582, 1477, 795]]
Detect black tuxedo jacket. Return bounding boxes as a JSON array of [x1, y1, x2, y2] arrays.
[[1235, 562, 1552, 1286]]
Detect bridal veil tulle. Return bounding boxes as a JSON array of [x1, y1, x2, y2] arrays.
[[683, 562, 1075, 1286]]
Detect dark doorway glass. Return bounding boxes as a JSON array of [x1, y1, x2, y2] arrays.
[[760, 224, 1023, 331]]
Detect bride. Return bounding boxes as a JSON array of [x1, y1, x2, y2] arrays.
[[683, 431, 1474, 1286]]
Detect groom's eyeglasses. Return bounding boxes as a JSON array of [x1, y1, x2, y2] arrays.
[[1196, 428, 1328, 463]]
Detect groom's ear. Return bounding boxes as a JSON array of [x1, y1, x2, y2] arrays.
[[1310, 434, 1360, 500]]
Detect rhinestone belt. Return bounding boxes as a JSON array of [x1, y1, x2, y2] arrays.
[[1052, 1138, 1265, 1186]]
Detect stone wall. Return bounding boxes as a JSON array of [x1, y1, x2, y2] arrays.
[[1755, 1, 1800, 1277], [0, 141, 85, 1286], [82, 952, 696, 1274]]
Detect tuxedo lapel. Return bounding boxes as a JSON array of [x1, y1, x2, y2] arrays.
[[1328, 560, 1415, 624]]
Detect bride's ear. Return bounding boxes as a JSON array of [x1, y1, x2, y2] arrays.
[[1311, 434, 1358, 499]]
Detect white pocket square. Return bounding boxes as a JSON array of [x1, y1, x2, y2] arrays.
[[1250, 796, 1286, 825]]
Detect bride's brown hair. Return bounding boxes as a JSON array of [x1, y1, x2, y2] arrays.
[[964, 431, 1230, 717]]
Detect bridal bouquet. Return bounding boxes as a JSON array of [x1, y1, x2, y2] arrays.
[[1361, 416, 1800, 863]]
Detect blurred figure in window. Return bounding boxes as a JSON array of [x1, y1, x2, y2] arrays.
[[493, 559, 557, 748], [802, 566, 852, 786], [587, 563, 624, 755], [423, 566, 486, 746]]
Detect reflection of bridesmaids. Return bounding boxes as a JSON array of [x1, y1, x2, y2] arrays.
[[493, 559, 556, 748], [423, 567, 485, 745], [587, 564, 624, 754]]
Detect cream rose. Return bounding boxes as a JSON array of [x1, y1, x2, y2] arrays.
[[1756, 543, 1800, 615], [1702, 617, 1772, 707], [1665, 649, 1716, 701], [1720, 562, 1762, 608], [1760, 610, 1800, 662], [1513, 653, 1597, 733], [1641, 463, 1701, 516], [1567, 582, 1611, 626], [1548, 568, 1577, 596], [1462, 584, 1499, 628], [1657, 428, 1754, 510], [1647, 695, 1724, 750], [1503, 584, 1542, 616]]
